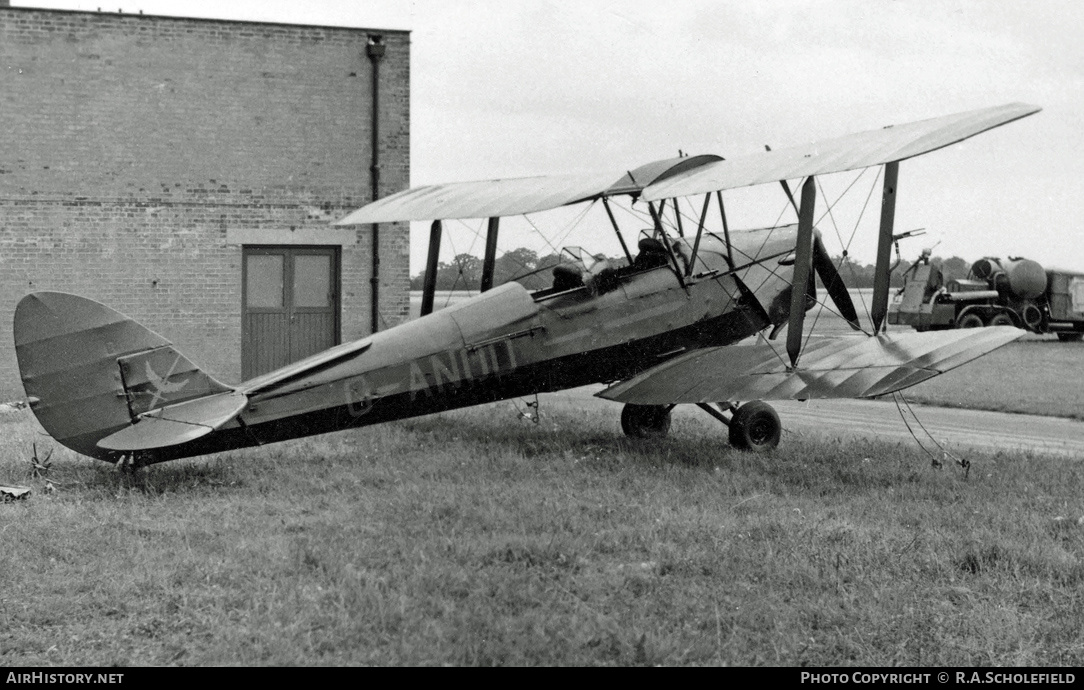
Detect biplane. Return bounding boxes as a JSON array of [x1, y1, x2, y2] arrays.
[[15, 103, 1039, 465]]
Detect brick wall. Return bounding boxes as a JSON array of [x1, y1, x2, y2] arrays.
[[0, 7, 410, 397]]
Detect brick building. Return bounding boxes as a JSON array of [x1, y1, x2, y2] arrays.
[[0, 4, 410, 398]]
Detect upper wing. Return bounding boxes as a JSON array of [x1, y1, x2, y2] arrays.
[[334, 154, 723, 224], [336, 104, 1037, 222], [335, 172, 620, 224], [597, 327, 1024, 404], [641, 102, 1040, 201]]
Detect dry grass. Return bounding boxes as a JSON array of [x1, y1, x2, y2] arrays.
[[3, 397, 1084, 666]]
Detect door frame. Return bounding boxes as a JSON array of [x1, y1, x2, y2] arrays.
[[241, 244, 342, 380]]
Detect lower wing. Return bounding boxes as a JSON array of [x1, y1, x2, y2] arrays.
[[598, 327, 1023, 404]]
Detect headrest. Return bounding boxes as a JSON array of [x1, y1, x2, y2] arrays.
[[638, 237, 666, 253]]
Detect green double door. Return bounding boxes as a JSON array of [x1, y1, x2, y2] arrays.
[[242, 246, 340, 380]]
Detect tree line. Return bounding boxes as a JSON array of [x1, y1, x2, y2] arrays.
[[410, 247, 973, 291], [409, 248, 567, 292]]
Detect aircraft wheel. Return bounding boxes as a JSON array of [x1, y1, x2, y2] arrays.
[[620, 404, 672, 439], [1057, 332, 1084, 342], [728, 401, 781, 452], [955, 312, 985, 329], [988, 312, 1015, 327]]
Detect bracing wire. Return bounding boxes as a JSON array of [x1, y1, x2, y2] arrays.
[[450, 217, 539, 284], [799, 171, 879, 350], [443, 223, 481, 308], [814, 168, 869, 250], [515, 214, 559, 257], [892, 391, 971, 475], [843, 166, 884, 326], [549, 199, 601, 252], [431, 201, 601, 295]]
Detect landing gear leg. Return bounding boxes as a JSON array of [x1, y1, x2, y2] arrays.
[[620, 404, 673, 438], [695, 402, 733, 426]]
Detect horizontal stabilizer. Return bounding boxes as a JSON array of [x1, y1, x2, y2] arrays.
[[239, 339, 372, 395], [98, 391, 248, 452], [598, 327, 1024, 405]]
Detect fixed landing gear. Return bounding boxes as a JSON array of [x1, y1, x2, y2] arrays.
[[620, 403, 673, 438], [727, 401, 781, 452], [619, 400, 782, 452], [692, 400, 782, 451], [116, 452, 153, 473]]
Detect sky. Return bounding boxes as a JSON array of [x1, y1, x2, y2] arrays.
[[19, 0, 1084, 275]]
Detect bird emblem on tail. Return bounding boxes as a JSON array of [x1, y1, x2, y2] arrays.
[[145, 357, 189, 409]]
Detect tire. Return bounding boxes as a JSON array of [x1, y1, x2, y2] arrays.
[[988, 312, 1015, 327], [728, 401, 781, 452], [620, 404, 672, 438], [955, 312, 985, 329], [1022, 304, 1043, 331], [1057, 332, 1084, 342]]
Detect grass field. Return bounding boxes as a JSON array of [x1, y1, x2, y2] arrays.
[[0, 290, 1079, 665], [4, 397, 1084, 666]]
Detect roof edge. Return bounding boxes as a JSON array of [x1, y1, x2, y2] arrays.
[[0, 5, 410, 35]]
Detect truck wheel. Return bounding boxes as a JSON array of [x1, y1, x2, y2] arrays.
[[989, 313, 1015, 327], [1022, 304, 1043, 330], [728, 401, 781, 452], [956, 313, 985, 329], [1057, 333, 1084, 342]]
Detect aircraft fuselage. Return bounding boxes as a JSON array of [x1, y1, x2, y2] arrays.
[[152, 227, 799, 461]]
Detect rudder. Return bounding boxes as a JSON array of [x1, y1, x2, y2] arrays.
[[14, 292, 231, 461]]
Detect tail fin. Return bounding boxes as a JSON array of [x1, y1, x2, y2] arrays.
[[15, 292, 232, 461]]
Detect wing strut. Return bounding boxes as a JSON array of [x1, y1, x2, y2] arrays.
[[602, 197, 633, 263], [779, 182, 799, 214], [779, 155, 860, 331], [786, 177, 817, 367], [648, 202, 687, 288], [420, 219, 442, 316], [686, 193, 713, 277], [871, 161, 899, 332], [716, 191, 735, 268], [480, 217, 500, 292]]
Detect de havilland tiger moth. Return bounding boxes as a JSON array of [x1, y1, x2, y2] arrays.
[[14, 102, 1040, 465]]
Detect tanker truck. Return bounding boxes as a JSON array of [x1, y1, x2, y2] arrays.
[[887, 251, 1084, 341]]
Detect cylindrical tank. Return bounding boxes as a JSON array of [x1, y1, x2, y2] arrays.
[[971, 257, 999, 281], [946, 278, 990, 293], [970, 257, 1046, 299]]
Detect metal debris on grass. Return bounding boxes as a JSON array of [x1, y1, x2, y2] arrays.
[[1, 485, 31, 502], [26, 443, 52, 479]]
